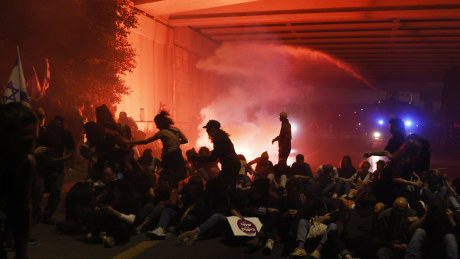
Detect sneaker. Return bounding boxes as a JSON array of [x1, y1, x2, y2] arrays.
[[290, 247, 307, 257], [176, 231, 190, 245], [263, 239, 274, 255], [176, 230, 198, 246], [310, 250, 321, 259], [146, 227, 166, 240], [102, 236, 115, 248], [175, 232, 187, 245], [184, 231, 199, 247]]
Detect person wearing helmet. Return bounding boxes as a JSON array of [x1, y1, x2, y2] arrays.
[[272, 112, 292, 162]]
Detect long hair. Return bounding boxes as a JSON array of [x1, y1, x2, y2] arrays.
[[154, 110, 174, 130], [339, 155, 354, 170], [95, 104, 117, 130]]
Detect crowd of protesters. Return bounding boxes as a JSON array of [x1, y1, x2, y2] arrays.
[[2, 102, 460, 259]]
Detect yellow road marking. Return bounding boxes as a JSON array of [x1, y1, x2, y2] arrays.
[[112, 240, 160, 259]]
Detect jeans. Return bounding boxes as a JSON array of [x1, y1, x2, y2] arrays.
[[320, 223, 337, 245], [448, 195, 460, 210], [327, 228, 351, 257], [335, 179, 351, 197], [145, 204, 164, 221], [296, 220, 336, 244], [197, 213, 228, 233], [296, 218, 311, 242], [157, 207, 177, 229], [176, 214, 199, 232], [404, 228, 458, 259]]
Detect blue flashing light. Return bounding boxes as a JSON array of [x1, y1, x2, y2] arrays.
[[378, 120, 384, 125]]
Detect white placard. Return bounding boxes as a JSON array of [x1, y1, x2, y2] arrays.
[[227, 216, 263, 236]]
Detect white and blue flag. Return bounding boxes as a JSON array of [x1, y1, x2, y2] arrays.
[[2, 48, 29, 104]]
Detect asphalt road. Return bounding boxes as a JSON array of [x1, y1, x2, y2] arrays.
[[19, 217, 291, 259]]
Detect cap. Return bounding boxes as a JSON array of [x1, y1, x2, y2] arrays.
[[279, 112, 288, 119], [203, 120, 221, 129]]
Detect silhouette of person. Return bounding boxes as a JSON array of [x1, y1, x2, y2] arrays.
[[272, 112, 292, 162]]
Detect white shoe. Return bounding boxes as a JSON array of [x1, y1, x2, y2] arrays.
[[125, 214, 136, 224], [263, 239, 274, 254], [102, 236, 115, 248], [146, 227, 166, 240]]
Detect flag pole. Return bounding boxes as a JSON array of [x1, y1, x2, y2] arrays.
[[16, 46, 26, 90], [16, 46, 29, 105]]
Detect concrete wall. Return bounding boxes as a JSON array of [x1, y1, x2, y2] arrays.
[[117, 13, 219, 146]]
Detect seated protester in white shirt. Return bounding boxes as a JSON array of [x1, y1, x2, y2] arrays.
[[337, 160, 373, 199], [349, 160, 373, 188]]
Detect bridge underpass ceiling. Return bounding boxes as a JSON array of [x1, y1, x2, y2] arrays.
[[133, 0, 460, 89]]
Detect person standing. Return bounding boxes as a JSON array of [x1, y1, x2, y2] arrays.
[[196, 120, 240, 192], [364, 118, 406, 159], [0, 102, 39, 259], [35, 116, 75, 224], [272, 112, 292, 162], [118, 111, 138, 132], [127, 111, 188, 187]]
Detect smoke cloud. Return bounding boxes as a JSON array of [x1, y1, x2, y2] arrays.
[[195, 42, 372, 164]]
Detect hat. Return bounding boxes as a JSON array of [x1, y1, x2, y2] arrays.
[[203, 120, 221, 129], [279, 112, 288, 119]]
